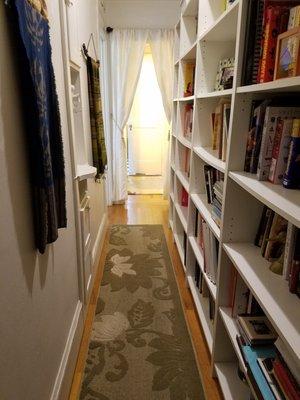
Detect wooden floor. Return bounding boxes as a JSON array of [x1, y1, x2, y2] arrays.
[[69, 195, 223, 400]]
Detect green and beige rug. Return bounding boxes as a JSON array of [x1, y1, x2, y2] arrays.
[[80, 225, 205, 400]]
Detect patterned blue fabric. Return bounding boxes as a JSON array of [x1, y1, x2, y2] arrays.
[[12, 0, 66, 253]]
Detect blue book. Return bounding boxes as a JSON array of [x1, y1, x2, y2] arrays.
[[242, 345, 277, 400]]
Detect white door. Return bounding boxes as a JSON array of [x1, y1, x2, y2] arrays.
[[127, 125, 163, 175]]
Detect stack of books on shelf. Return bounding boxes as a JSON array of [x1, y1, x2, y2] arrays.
[[194, 260, 215, 322], [183, 104, 193, 141], [211, 99, 231, 161], [255, 206, 300, 296], [244, 100, 300, 189], [195, 211, 219, 285], [183, 62, 195, 97], [203, 165, 224, 227], [237, 318, 300, 400], [242, 2, 300, 86]]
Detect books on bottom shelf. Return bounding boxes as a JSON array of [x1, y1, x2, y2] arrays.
[[237, 334, 300, 400], [211, 98, 231, 162], [244, 101, 300, 189], [194, 210, 219, 285], [255, 205, 300, 296], [203, 165, 224, 227]]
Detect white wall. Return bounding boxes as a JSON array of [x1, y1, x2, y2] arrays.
[[0, 1, 107, 399], [0, 1, 80, 399], [105, 0, 180, 29]]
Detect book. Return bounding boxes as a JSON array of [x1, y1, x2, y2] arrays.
[[184, 148, 191, 177], [258, 6, 289, 83], [273, 355, 300, 400], [264, 214, 288, 262], [207, 233, 218, 284], [231, 273, 249, 317], [275, 337, 300, 383], [241, 344, 277, 400], [183, 104, 193, 140], [283, 118, 300, 189], [250, 100, 270, 173], [183, 62, 195, 97], [181, 187, 188, 207], [237, 315, 277, 345], [222, 103, 231, 161], [261, 208, 275, 257], [282, 223, 297, 280], [257, 106, 297, 181], [289, 228, 300, 295], [255, 206, 269, 247], [257, 358, 285, 400], [269, 118, 294, 184], [241, 0, 260, 86]]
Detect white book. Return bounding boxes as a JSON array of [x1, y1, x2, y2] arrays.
[[282, 222, 297, 281], [257, 107, 299, 181]]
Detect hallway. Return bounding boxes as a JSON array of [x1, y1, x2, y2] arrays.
[[69, 195, 222, 399]]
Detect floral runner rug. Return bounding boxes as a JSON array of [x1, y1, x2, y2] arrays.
[[80, 225, 205, 400]]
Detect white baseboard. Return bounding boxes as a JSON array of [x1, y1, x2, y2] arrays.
[[91, 212, 107, 267], [50, 300, 83, 400]]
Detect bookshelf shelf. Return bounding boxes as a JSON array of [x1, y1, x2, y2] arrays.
[[198, 0, 239, 42], [174, 233, 186, 270], [194, 146, 226, 173], [223, 242, 300, 363], [219, 307, 246, 372], [237, 76, 300, 94], [171, 2, 300, 398], [187, 275, 213, 352], [176, 170, 189, 192], [189, 236, 217, 299], [177, 95, 195, 102], [197, 88, 233, 98], [177, 135, 192, 149], [191, 193, 220, 240], [175, 203, 188, 232], [215, 362, 250, 400], [229, 172, 300, 228]]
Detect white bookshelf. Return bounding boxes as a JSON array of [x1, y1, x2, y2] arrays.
[[170, 1, 300, 399]]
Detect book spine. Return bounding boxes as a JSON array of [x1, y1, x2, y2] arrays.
[[282, 136, 300, 189], [273, 359, 300, 400], [252, 0, 265, 84], [283, 223, 297, 280], [258, 7, 277, 83], [181, 187, 189, 207], [255, 206, 268, 247], [257, 108, 279, 181], [261, 209, 275, 257], [289, 228, 300, 295], [269, 119, 293, 184]]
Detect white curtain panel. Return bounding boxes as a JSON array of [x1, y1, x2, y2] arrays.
[[149, 29, 174, 198], [110, 29, 148, 203]]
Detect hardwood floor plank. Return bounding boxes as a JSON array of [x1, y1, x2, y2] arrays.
[[69, 195, 223, 400]]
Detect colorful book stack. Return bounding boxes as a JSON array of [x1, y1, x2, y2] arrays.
[[241, 1, 300, 86], [255, 206, 300, 296], [195, 211, 219, 285], [183, 62, 195, 97], [203, 165, 224, 227], [211, 99, 231, 161], [183, 104, 193, 141], [237, 329, 300, 400], [244, 101, 300, 188]]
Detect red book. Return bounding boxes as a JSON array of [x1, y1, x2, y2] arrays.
[[258, 6, 287, 83], [273, 358, 300, 400], [181, 187, 188, 207]]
